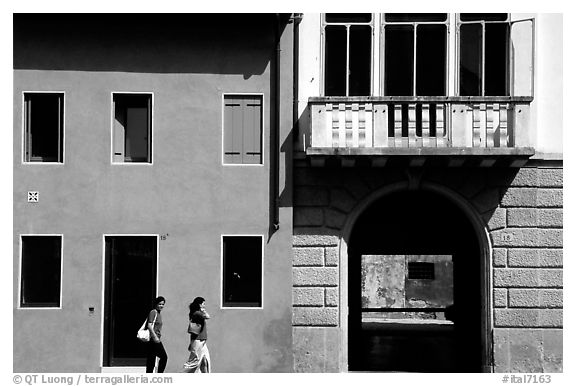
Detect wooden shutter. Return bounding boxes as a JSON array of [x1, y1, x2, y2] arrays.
[[224, 95, 263, 164], [243, 97, 262, 164]]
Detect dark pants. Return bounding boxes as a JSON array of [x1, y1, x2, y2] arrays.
[[146, 341, 168, 373]]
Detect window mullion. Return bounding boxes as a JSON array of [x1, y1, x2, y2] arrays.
[[413, 23, 418, 96]]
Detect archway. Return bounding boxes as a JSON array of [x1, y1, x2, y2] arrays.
[[345, 187, 489, 372]]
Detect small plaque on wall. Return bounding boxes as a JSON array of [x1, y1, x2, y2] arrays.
[[27, 191, 39, 203]]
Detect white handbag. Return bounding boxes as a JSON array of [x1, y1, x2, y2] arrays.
[[137, 312, 157, 342]]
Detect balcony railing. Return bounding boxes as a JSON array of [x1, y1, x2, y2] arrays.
[[308, 96, 533, 153]]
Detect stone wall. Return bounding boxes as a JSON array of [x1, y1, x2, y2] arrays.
[[292, 162, 563, 372]]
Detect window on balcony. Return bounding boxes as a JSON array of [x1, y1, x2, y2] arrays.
[[23, 93, 64, 163], [112, 93, 152, 163], [383, 14, 448, 96], [458, 14, 510, 96], [323, 14, 372, 96]]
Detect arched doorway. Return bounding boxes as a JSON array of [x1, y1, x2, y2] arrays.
[[346, 188, 488, 372]]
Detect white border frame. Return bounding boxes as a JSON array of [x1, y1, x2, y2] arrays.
[[17, 234, 64, 310], [99, 234, 160, 370], [220, 234, 265, 310], [21, 91, 66, 165], [110, 92, 154, 166], [221, 93, 266, 167]]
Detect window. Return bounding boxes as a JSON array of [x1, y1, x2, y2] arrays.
[[324, 14, 372, 96], [223, 95, 263, 165], [23, 93, 64, 163], [222, 235, 263, 308], [112, 93, 152, 163], [20, 235, 62, 308], [458, 14, 509, 96], [383, 14, 448, 96], [407, 262, 435, 280]]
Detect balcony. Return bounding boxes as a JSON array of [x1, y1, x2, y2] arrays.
[[305, 96, 535, 167]]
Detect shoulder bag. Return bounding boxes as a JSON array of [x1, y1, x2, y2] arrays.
[[137, 311, 157, 342]]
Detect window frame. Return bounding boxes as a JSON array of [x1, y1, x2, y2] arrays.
[[110, 92, 154, 165], [221, 93, 265, 167], [380, 14, 450, 96], [18, 234, 64, 309], [321, 13, 375, 97], [456, 13, 512, 97], [220, 234, 264, 310], [22, 91, 65, 164]]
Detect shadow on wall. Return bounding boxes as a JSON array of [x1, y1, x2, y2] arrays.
[[13, 14, 285, 77]]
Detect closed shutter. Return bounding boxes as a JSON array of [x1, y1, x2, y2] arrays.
[[224, 95, 263, 164]]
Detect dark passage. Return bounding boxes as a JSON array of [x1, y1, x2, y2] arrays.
[[348, 189, 483, 372]]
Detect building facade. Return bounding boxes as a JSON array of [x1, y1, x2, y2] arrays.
[[13, 14, 295, 373], [14, 13, 562, 373], [292, 13, 563, 373]]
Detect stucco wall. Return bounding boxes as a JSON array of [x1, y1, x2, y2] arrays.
[[292, 162, 562, 372], [13, 14, 294, 373]]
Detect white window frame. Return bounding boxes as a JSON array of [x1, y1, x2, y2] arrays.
[[221, 93, 265, 167], [220, 234, 264, 310], [21, 91, 66, 165], [100, 234, 160, 370], [321, 13, 375, 97], [110, 92, 154, 165], [18, 234, 64, 310]]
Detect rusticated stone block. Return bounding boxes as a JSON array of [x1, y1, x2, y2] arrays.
[[536, 189, 563, 208], [493, 248, 507, 267], [494, 288, 508, 307], [508, 289, 563, 308], [493, 268, 563, 288], [494, 309, 562, 327], [330, 188, 357, 213], [293, 288, 324, 306], [325, 287, 338, 307], [491, 228, 562, 248], [538, 168, 563, 188], [510, 168, 538, 187], [484, 208, 506, 230], [507, 208, 563, 228], [293, 267, 339, 287], [293, 232, 340, 247], [471, 188, 501, 213], [293, 307, 339, 326], [508, 249, 563, 267], [292, 327, 340, 372], [294, 187, 329, 206], [293, 247, 324, 266], [325, 208, 347, 229], [501, 188, 538, 207], [294, 208, 324, 227], [325, 247, 339, 267]]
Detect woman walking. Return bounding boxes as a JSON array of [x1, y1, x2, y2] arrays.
[[184, 297, 211, 373], [146, 296, 168, 373]]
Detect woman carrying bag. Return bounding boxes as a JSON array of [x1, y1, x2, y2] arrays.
[[183, 297, 211, 373], [146, 296, 168, 373]]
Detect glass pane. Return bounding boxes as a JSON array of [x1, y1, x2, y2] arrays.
[[324, 26, 347, 96], [416, 24, 446, 96], [485, 23, 509, 96], [326, 13, 372, 23], [460, 13, 508, 22], [385, 13, 448, 22], [21, 236, 61, 307], [385, 25, 414, 96], [459, 23, 482, 96], [349, 25, 372, 96]]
